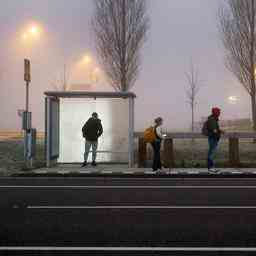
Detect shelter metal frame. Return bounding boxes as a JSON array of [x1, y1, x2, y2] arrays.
[[45, 91, 136, 168]]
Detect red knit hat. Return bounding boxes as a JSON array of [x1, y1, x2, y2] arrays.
[[212, 107, 221, 117]]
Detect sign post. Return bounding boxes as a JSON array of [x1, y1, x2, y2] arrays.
[[24, 59, 31, 168]]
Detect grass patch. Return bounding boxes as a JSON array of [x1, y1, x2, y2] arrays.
[[134, 138, 256, 168], [1, 136, 256, 175], [0, 138, 45, 175]]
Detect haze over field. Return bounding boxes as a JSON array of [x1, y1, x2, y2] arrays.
[[0, 0, 251, 132]]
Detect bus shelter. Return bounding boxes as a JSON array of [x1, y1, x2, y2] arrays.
[[45, 91, 135, 168]]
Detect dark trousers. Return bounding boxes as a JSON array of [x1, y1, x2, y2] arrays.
[[207, 136, 219, 169], [151, 140, 162, 171]]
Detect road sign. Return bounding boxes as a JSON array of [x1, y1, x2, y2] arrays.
[[24, 59, 31, 82], [28, 128, 37, 158]]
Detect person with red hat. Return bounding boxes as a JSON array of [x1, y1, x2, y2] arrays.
[[206, 107, 224, 173]]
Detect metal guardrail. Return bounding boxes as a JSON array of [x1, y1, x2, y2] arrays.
[[134, 132, 256, 139]]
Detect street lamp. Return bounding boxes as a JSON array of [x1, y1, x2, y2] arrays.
[[22, 33, 28, 40], [73, 53, 103, 86], [78, 54, 95, 83], [21, 24, 42, 43], [19, 23, 43, 168], [92, 67, 101, 83], [82, 55, 92, 65], [30, 25, 39, 35], [228, 95, 239, 105]]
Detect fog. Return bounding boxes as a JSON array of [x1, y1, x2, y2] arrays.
[[0, 0, 251, 132]]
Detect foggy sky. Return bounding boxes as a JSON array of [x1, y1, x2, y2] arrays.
[[0, 0, 251, 132]]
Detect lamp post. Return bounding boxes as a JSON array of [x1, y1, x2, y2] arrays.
[[24, 59, 31, 168], [21, 23, 42, 168], [21, 24, 41, 58], [92, 67, 101, 83], [80, 54, 101, 84]]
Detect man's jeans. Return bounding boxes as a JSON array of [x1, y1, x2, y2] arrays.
[[84, 140, 98, 162], [207, 136, 219, 169], [151, 140, 162, 171]]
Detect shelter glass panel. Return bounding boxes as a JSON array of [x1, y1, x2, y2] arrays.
[[59, 98, 129, 163]]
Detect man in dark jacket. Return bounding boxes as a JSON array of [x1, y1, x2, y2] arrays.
[[207, 107, 223, 173], [82, 112, 103, 167]]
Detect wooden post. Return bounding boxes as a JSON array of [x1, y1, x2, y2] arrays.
[[128, 97, 135, 167], [229, 137, 240, 167], [138, 137, 147, 168], [163, 138, 174, 168]]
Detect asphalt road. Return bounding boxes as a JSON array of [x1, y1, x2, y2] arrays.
[[1, 176, 256, 255]]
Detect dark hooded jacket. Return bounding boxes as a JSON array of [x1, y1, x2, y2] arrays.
[[207, 115, 221, 140], [82, 117, 103, 141]]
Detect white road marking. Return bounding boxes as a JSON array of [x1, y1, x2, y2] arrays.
[[27, 205, 256, 209], [1, 247, 256, 251], [1, 185, 256, 188]]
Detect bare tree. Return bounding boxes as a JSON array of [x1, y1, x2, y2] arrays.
[[218, 0, 256, 132], [185, 61, 201, 132], [92, 0, 149, 92], [51, 64, 69, 91]]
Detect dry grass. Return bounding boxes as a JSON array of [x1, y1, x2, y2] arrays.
[[0, 134, 45, 175], [0, 131, 44, 141], [172, 138, 256, 168], [0, 132, 256, 175], [134, 138, 256, 168]]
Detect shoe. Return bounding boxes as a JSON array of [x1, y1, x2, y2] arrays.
[[81, 162, 87, 167], [91, 161, 97, 167], [156, 169, 166, 175], [208, 168, 219, 174]]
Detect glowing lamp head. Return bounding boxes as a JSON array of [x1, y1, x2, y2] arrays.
[[228, 96, 239, 104], [22, 33, 28, 40], [82, 55, 92, 65], [30, 26, 39, 35]]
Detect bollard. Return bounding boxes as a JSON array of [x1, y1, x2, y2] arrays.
[[138, 137, 147, 168], [163, 138, 174, 168], [229, 137, 240, 167]]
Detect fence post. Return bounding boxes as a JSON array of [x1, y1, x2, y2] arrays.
[[163, 138, 174, 168], [229, 137, 240, 167], [138, 137, 147, 168]]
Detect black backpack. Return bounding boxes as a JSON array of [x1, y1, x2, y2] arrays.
[[201, 120, 209, 136]]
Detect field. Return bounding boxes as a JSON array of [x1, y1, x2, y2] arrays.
[[136, 137, 256, 168], [0, 132, 45, 175], [1, 131, 256, 175], [173, 138, 256, 167]]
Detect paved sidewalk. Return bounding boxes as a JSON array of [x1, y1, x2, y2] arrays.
[[13, 164, 256, 176]]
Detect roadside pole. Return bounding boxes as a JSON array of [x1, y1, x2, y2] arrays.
[[24, 59, 31, 169]]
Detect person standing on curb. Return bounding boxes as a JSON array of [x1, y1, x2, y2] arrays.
[[205, 107, 224, 173], [151, 117, 165, 172], [82, 112, 103, 167]]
